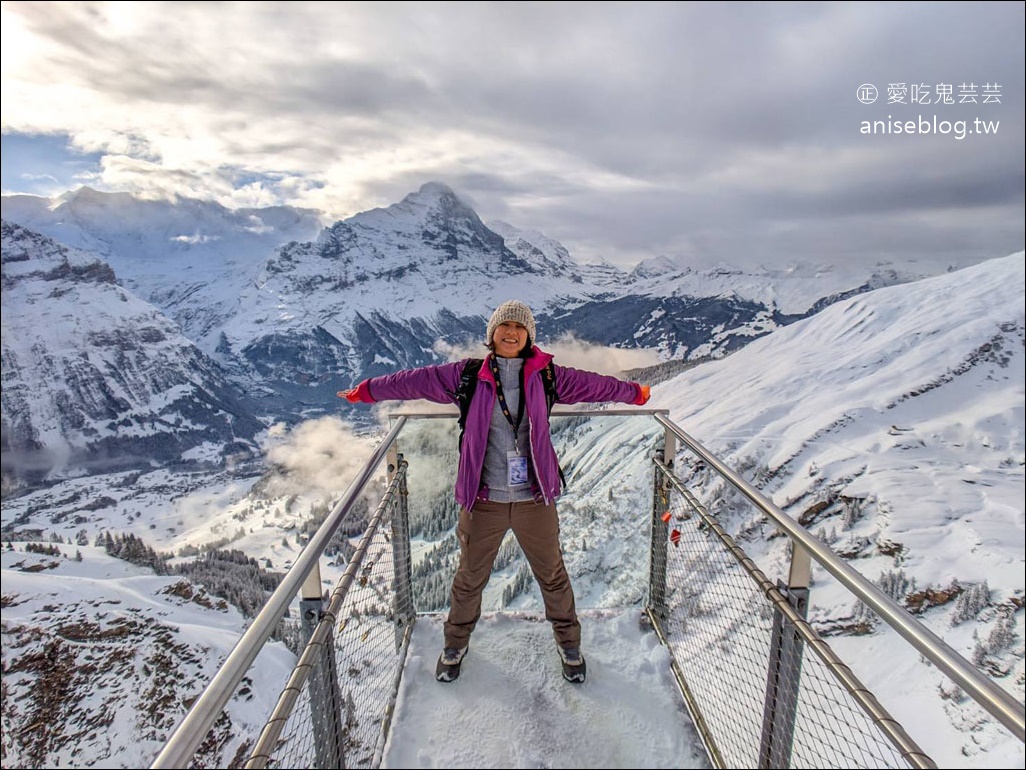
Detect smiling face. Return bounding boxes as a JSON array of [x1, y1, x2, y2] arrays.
[[492, 320, 529, 358]]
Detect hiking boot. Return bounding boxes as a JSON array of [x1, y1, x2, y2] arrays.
[[558, 646, 586, 683], [435, 646, 468, 682]]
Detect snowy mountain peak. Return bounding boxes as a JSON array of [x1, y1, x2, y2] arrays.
[[1, 220, 115, 284], [401, 181, 475, 221], [3, 183, 988, 430], [56, 184, 138, 207], [347, 180, 502, 255], [256, 182, 552, 299], [415, 180, 457, 197], [487, 219, 592, 279], [629, 254, 685, 280]]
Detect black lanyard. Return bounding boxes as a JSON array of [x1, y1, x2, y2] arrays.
[[488, 355, 525, 442]]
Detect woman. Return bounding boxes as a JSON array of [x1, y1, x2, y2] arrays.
[[339, 300, 650, 683]]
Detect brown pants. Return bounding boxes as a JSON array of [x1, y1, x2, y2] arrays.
[[443, 499, 580, 650]]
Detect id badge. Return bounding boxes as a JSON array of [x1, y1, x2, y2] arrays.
[[507, 451, 529, 486]]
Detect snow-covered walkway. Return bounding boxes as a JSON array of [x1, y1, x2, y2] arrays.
[[381, 608, 711, 769]]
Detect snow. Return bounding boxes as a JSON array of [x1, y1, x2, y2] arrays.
[[2, 185, 954, 363], [381, 610, 710, 769]]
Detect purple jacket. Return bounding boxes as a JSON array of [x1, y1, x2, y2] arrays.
[[353, 347, 645, 510]]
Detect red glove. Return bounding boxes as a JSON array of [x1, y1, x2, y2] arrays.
[[337, 382, 374, 403], [634, 384, 651, 405]]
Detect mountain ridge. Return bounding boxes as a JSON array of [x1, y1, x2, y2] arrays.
[[1, 221, 266, 495], [0, 183, 1003, 486]]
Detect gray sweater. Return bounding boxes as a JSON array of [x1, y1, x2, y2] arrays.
[[482, 357, 534, 502]]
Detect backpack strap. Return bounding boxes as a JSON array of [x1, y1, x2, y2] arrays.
[[455, 358, 484, 448], [540, 361, 558, 415]]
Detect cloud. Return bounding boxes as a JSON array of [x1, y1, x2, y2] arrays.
[[1, 1, 1022, 269], [261, 416, 381, 501], [433, 337, 658, 378], [543, 335, 661, 376]]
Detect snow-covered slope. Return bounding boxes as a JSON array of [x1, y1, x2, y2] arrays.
[[0, 544, 293, 769], [642, 252, 1025, 765], [626, 255, 937, 315], [1, 221, 265, 491]]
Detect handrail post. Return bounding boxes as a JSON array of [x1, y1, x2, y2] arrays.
[[388, 451, 416, 651], [758, 539, 813, 767], [788, 542, 812, 593], [299, 550, 348, 767], [647, 416, 675, 621], [300, 560, 346, 769], [758, 579, 809, 769], [307, 616, 346, 769], [299, 562, 324, 650]]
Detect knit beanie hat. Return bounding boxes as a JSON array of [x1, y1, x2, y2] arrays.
[[486, 300, 537, 346]]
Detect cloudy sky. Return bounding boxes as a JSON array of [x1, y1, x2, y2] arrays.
[[1, 1, 1023, 268]]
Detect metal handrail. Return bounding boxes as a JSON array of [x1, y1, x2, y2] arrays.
[[652, 413, 1026, 743], [150, 408, 659, 769], [149, 416, 409, 769], [386, 407, 671, 418]]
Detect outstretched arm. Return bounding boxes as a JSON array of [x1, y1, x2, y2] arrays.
[[553, 364, 650, 405], [338, 361, 466, 405]]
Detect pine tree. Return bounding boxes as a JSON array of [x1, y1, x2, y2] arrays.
[[841, 497, 862, 530], [951, 581, 990, 626], [985, 614, 1016, 654], [878, 568, 915, 602]]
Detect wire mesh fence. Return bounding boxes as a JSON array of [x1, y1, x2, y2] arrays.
[[650, 459, 933, 769], [244, 459, 415, 769]]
